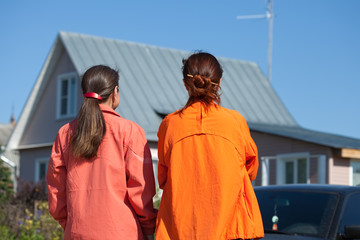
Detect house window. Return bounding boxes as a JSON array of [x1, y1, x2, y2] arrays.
[[35, 158, 49, 182], [277, 153, 309, 185], [57, 72, 77, 119], [284, 158, 307, 184], [350, 160, 360, 186]]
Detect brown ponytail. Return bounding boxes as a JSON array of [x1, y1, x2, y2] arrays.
[[180, 52, 223, 114], [71, 65, 119, 159]]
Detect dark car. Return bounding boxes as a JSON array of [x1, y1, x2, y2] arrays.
[[254, 184, 360, 240]]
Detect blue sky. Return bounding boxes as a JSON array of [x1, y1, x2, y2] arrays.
[[1, 0, 359, 139]]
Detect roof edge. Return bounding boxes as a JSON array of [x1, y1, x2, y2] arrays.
[[6, 33, 63, 152], [249, 123, 360, 150]]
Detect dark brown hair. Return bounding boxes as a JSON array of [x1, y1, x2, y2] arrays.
[[180, 51, 223, 113], [71, 65, 119, 159]]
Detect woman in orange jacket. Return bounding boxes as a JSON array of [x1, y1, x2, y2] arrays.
[[47, 65, 157, 240], [155, 52, 264, 240]]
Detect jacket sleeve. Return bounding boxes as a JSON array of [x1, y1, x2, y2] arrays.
[[239, 115, 259, 181], [157, 120, 168, 189], [125, 124, 157, 235], [46, 132, 67, 230], [244, 120, 259, 181], [245, 134, 259, 181]]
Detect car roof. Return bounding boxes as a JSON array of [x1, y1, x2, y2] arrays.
[[254, 184, 360, 195]]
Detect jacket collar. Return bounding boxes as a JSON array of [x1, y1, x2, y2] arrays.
[[99, 104, 121, 118], [187, 101, 218, 111]]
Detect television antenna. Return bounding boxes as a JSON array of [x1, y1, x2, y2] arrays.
[[237, 0, 274, 82]]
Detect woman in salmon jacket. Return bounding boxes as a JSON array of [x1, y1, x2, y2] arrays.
[[47, 65, 157, 240], [155, 52, 264, 240]]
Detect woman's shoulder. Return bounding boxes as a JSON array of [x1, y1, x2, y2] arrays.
[[54, 120, 77, 141], [106, 114, 146, 137], [157, 110, 184, 137], [58, 119, 76, 133], [160, 110, 182, 125], [217, 106, 246, 123]]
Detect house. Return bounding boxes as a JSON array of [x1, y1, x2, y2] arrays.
[[4, 31, 360, 187]]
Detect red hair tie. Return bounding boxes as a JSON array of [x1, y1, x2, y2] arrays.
[[83, 92, 102, 100]]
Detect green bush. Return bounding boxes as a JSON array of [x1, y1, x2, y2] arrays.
[[0, 225, 16, 240], [0, 179, 163, 239], [0, 160, 14, 204], [15, 202, 63, 240], [153, 187, 162, 209], [0, 180, 64, 240]]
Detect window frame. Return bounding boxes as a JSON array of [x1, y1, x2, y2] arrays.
[[35, 158, 49, 182], [56, 72, 78, 120], [349, 159, 360, 186], [276, 152, 310, 185]]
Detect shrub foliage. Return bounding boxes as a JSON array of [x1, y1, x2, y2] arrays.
[[0, 179, 64, 240], [0, 161, 14, 204]]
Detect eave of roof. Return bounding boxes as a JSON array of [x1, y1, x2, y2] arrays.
[[249, 123, 360, 150], [254, 184, 360, 194]]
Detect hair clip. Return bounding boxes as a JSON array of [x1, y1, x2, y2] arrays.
[[187, 74, 219, 86], [83, 92, 102, 100]]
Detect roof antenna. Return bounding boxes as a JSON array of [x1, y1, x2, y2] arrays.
[[237, 0, 274, 82]]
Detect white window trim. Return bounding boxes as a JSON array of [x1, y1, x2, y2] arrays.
[[317, 155, 326, 184], [56, 72, 78, 120], [150, 148, 158, 162], [150, 148, 159, 187], [350, 159, 360, 186], [263, 153, 326, 185], [35, 158, 49, 182], [276, 152, 310, 185], [350, 161, 353, 186], [260, 156, 276, 186]]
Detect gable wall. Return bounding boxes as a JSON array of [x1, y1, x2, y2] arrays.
[[20, 49, 81, 146], [19, 147, 52, 181]]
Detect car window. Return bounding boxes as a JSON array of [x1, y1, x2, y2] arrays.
[[255, 190, 338, 238], [339, 193, 360, 234]]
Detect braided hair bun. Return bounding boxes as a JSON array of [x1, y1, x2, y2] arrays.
[[180, 52, 223, 112]]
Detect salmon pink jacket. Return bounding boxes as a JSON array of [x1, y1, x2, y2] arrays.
[[47, 104, 157, 240], [155, 102, 264, 240]]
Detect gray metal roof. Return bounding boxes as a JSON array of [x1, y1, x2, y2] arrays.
[[250, 123, 360, 150], [59, 31, 298, 140]]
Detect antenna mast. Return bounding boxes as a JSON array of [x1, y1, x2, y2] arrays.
[[237, 0, 274, 82]]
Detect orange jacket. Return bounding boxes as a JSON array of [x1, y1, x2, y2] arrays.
[[155, 102, 264, 240], [47, 104, 157, 240]]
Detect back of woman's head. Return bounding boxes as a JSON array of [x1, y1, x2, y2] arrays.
[[181, 52, 223, 112], [71, 65, 119, 160]]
